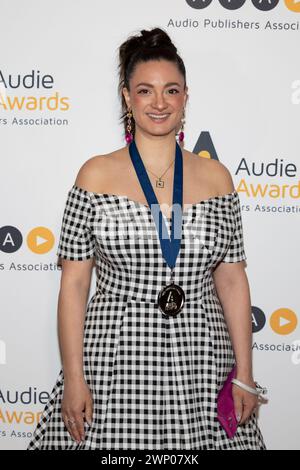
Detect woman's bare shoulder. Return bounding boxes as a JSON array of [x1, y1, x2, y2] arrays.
[[183, 148, 235, 195], [74, 146, 128, 192]]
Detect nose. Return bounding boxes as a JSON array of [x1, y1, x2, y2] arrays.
[[152, 92, 168, 110]]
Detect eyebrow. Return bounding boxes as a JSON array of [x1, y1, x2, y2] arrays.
[[135, 82, 181, 88]]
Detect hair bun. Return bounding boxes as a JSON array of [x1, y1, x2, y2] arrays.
[[139, 28, 176, 51]]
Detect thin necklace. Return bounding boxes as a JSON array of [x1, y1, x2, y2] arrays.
[[143, 158, 175, 188]]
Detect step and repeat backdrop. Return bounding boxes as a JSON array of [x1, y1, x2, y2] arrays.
[[1, 0, 299, 450]]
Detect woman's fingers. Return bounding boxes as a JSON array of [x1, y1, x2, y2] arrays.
[[63, 411, 85, 444], [61, 380, 93, 444], [63, 416, 79, 443], [233, 393, 243, 424], [240, 400, 258, 425], [84, 400, 93, 427], [239, 403, 252, 425], [232, 385, 258, 426]]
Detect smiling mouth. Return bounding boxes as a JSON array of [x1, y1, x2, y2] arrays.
[[147, 113, 170, 122]]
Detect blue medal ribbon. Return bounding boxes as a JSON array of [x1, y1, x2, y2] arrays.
[[128, 139, 183, 271]]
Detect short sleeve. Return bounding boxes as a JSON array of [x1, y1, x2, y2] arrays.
[[221, 191, 247, 263], [56, 185, 96, 261]]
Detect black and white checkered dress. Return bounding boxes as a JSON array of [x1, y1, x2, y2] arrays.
[[27, 184, 266, 450]]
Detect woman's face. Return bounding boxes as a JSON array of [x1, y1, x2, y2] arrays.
[[123, 59, 188, 138]]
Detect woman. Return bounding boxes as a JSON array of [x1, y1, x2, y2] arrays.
[[27, 27, 267, 450]]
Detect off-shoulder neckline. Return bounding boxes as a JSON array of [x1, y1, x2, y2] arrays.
[[71, 184, 237, 220]]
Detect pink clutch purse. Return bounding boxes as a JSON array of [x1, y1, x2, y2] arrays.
[[217, 365, 238, 439]]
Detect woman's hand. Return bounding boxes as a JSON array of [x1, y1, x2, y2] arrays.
[[61, 377, 93, 444], [232, 376, 259, 426]]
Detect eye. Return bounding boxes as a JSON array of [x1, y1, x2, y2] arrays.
[[137, 88, 180, 95]]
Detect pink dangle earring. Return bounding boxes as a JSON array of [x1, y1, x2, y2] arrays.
[[177, 108, 185, 145], [125, 108, 134, 144]]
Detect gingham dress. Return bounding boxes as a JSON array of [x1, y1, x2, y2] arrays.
[[27, 184, 266, 450]]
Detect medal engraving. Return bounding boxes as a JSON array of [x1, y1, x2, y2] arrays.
[[158, 283, 185, 316]]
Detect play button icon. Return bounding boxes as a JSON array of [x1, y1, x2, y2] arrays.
[[270, 308, 298, 335], [27, 226, 55, 254]]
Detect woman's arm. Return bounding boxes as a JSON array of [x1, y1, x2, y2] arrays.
[[56, 161, 101, 443], [57, 258, 94, 444], [212, 261, 253, 380], [212, 261, 259, 425], [57, 259, 94, 382]]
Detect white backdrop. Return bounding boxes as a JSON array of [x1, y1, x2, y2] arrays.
[[1, 0, 299, 450]]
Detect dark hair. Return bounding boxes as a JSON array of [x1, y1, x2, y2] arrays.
[[117, 27, 187, 139]]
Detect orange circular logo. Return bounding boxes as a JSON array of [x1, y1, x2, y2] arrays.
[[270, 308, 298, 335], [27, 227, 55, 254]]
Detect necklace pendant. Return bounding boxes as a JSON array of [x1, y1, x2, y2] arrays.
[[156, 179, 164, 188]]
